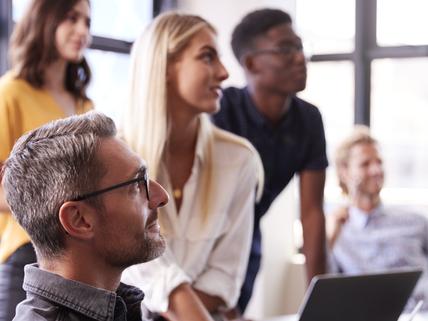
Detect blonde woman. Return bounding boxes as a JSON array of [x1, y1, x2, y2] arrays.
[[122, 12, 263, 321]]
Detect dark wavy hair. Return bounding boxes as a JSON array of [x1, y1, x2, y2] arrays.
[[9, 0, 91, 100], [231, 8, 292, 64]]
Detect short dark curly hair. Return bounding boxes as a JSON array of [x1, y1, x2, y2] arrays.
[[231, 8, 292, 64]]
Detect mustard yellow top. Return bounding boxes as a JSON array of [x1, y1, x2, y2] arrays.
[[0, 71, 93, 262]]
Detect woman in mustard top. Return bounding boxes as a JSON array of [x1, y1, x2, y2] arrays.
[[0, 0, 93, 319]]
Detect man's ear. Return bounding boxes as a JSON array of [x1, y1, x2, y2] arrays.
[[337, 164, 349, 191], [243, 52, 265, 77], [242, 54, 257, 74], [58, 201, 96, 240]]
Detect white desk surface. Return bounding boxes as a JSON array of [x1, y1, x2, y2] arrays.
[[265, 312, 428, 321]]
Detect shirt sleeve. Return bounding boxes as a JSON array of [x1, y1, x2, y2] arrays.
[[192, 151, 257, 308], [121, 246, 191, 313], [302, 106, 328, 171]]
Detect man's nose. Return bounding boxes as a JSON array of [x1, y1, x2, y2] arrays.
[[294, 49, 306, 63], [148, 180, 169, 209], [370, 162, 384, 175]]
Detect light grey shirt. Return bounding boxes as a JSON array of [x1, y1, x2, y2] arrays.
[[330, 205, 428, 311]]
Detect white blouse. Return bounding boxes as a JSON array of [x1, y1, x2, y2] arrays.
[[122, 117, 260, 312]]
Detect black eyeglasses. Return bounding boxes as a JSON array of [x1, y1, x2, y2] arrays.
[[72, 170, 150, 202], [250, 42, 303, 57]]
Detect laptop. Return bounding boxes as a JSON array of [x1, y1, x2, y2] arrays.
[[297, 269, 422, 321]]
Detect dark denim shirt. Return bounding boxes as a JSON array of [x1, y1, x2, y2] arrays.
[[13, 264, 147, 321]]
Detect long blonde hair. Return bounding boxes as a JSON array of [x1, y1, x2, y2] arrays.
[[123, 12, 263, 219], [123, 12, 214, 179]]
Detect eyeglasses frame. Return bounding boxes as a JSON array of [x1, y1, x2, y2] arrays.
[[71, 171, 150, 202]]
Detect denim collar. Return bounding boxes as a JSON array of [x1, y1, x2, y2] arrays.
[[23, 263, 144, 321]]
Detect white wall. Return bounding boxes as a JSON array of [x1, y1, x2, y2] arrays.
[[255, 179, 307, 318]]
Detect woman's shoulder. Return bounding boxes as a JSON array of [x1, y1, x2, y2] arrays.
[[210, 125, 261, 170], [0, 71, 34, 97], [212, 125, 256, 156], [212, 123, 264, 199]]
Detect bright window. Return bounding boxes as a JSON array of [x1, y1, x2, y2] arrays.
[[12, 0, 30, 21], [90, 0, 152, 41], [295, 0, 355, 54], [371, 58, 428, 205], [86, 50, 130, 123], [377, 0, 428, 46], [299, 61, 354, 202]]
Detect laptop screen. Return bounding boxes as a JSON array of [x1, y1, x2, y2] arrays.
[[298, 269, 422, 321]]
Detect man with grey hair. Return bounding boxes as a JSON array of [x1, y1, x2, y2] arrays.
[[1, 111, 169, 320]]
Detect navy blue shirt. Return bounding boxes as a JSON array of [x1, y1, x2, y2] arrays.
[[213, 86, 328, 310]]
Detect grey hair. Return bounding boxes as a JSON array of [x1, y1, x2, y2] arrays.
[[1, 111, 116, 259]]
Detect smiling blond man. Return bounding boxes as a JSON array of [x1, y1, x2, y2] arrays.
[[328, 125, 428, 312]]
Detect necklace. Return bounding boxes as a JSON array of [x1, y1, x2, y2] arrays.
[[173, 188, 182, 199]]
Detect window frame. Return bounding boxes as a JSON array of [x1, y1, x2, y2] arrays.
[[0, 0, 179, 74], [0, 0, 13, 74], [3, 0, 428, 122], [308, 0, 428, 126]]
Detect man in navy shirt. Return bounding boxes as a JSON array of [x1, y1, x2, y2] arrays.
[[213, 8, 328, 314]]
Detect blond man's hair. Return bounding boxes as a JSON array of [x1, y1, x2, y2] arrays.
[[335, 125, 377, 194]]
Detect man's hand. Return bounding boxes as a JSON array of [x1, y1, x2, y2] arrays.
[[193, 293, 253, 321], [220, 307, 253, 321], [165, 283, 214, 321], [194, 288, 224, 313], [326, 206, 349, 249]]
